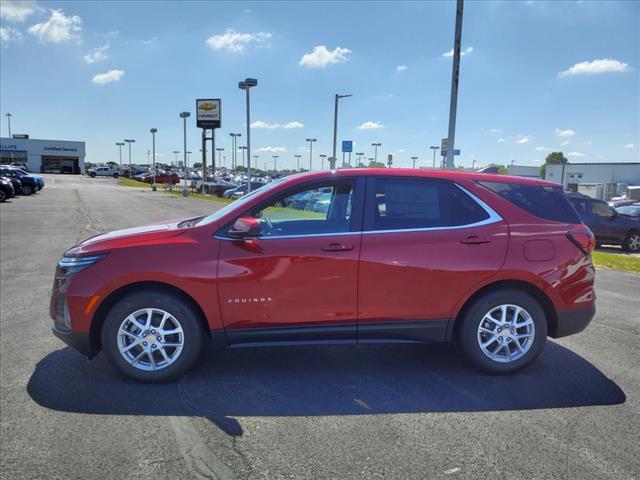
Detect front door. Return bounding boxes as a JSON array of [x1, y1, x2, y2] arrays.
[[357, 176, 509, 342], [217, 178, 364, 344]]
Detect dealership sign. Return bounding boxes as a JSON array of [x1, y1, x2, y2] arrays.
[[196, 99, 221, 129]]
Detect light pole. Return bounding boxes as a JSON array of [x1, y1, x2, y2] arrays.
[[173, 150, 180, 167], [430, 146, 440, 168], [371, 142, 381, 165], [411, 156, 418, 169], [150, 128, 157, 191], [179, 111, 190, 197], [239, 78, 257, 191], [147, 150, 151, 164], [445, 0, 464, 169], [264, 160, 271, 172], [253, 155, 259, 171], [294, 154, 302, 171], [356, 152, 364, 167], [6, 113, 12, 138], [272, 155, 279, 172], [239, 146, 247, 169], [320, 154, 327, 170], [229, 133, 241, 170], [124, 139, 135, 175], [306, 138, 316, 171], [216, 148, 224, 171], [332, 94, 352, 169], [115, 142, 124, 167]]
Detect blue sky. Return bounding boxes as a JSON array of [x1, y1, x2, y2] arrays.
[[1, 0, 638, 170]]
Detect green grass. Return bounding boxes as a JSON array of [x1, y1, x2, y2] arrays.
[[592, 251, 640, 275]]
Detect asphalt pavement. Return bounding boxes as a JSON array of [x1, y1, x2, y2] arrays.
[[1, 174, 638, 480]]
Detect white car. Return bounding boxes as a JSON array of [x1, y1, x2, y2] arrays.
[[88, 167, 120, 178]]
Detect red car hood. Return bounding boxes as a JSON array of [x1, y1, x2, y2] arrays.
[[67, 217, 199, 255]]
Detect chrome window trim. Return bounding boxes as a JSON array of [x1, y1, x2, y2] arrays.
[[214, 182, 503, 241]]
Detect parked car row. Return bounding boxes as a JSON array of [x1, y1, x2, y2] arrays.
[[0, 165, 46, 202]]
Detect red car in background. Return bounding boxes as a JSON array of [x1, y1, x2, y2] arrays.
[[50, 169, 596, 382], [144, 172, 180, 184]]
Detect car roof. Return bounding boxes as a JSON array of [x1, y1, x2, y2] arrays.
[[280, 168, 559, 187]]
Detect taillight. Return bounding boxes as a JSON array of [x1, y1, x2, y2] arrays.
[[566, 231, 595, 254]]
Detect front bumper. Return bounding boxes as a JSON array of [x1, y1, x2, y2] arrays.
[[551, 304, 596, 338], [52, 325, 93, 357]]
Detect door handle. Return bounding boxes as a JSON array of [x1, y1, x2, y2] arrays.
[[322, 243, 354, 252], [460, 235, 491, 245]]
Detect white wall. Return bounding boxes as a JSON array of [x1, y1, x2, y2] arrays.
[[545, 163, 640, 187], [0, 137, 86, 173]]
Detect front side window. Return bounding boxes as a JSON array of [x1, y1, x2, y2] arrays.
[[592, 201, 614, 218], [245, 181, 355, 237], [366, 177, 489, 231]]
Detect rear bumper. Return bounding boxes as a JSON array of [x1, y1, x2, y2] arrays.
[[551, 304, 596, 338], [52, 325, 93, 357]]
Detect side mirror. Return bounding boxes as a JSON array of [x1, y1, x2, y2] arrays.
[[228, 216, 261, 239]]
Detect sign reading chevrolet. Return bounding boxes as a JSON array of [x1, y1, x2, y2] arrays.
[[196, 99, 221, 129]]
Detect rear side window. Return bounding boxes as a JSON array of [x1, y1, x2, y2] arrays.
[[478, 181, 581, 224], [365, 177, 489, 231]]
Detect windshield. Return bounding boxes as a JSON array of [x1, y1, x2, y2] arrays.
[[196, 178, 287, 226]]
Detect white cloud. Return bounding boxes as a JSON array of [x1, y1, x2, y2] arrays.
[[535, 146, 552, 151], [256, 146, 287, 153], [624, 143, 636, 149], [442, 46, 473, 57], [83, 43, 109, 64], [397, 148, 406, 153], [497, 138, 507, 143], [206, 28, 271, 52], [0, 26, 22, 43], [555, 128, 575, 138], [516, 135, 532, 144], [91, 69, 124, 84], [0, 1, 42, 22], [251, 120, 304, 129], [28, 9, 81, 43], [567, 151, 586, 157], [357, 121, 385, 130], [141, 36, 157, 45], [299, 45, 351, 68], [559, 58, 630, 77], [561, 140, 570, 146], [396, 64, 407, 72], [490, 128, 502, 133]]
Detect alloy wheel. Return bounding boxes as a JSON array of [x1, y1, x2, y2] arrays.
[[477, 304, 535, 363], [117, 308, 184, 371], [628, 233, 640, 252]]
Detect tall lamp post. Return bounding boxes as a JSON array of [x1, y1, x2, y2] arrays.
[[216, 148, 224, 170], [179, 111, 190, 197], [229, 133, 242, 169], [239, 146, 247, 169], [331, 94, 352, 169], [124, 139, 135, 175], [239, 78, 257, 192], [306, 138, 316, 171], [294, 154, 302, 171], [115, 142, 124, 167], [150, 129, 157, 191], [172, 150, 180, 167], [445, 0, 464, 169], [371, 142, 381, 165], [253, 155, 259, 171], [5, 113, 12, 138], [320, 154, 327, 170], [430, 145, 440, 168], [356, 152, 364, 167], [272, 155, 279, 172], [411, 156, 418, 169]]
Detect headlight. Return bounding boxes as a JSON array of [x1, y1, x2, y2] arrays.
[[57, 254, 107, 276]]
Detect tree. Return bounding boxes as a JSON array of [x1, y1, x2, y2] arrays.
[[106, 161, 118, 167], [368, 160, 386, 168], [193, 162, 203, 168], [544, 152, 568, 165]]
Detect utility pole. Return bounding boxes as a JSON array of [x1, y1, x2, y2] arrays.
[[306, 138, 316, 171], [356, 152, 364, 167], [150, 128, 157, 191], [272, 155, 279, 171], [115, 142, 124, 167], [371, 142, 381, 165], [239, 146, 247, 168], [124, 139, 135, 174], [320, 154, 327, 170], [294, 154, 302, 171], [6, 113, 12, 138], [180, 112, 190, 197], [216, 148, 224, 170], [445, 0, 464, 169], [411, 156, 418, 169], [430, 146, 440, 168]]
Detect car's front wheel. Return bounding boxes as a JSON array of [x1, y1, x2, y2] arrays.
[[113, 173, 120, 178], [622, 230, 640, 253], [21, 184, 33, 195], [101, 290, 204, 382], [456, 289, 547, 374], [0, 190, 6, 202]]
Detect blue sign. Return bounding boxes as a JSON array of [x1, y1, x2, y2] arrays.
[[342, 140, 353, 153], [440, 149, 461, 156]]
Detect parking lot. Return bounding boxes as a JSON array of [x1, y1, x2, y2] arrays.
[[1, 174, 639, 479]]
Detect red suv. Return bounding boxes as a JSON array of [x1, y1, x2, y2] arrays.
[[50, 169, 596, 381]]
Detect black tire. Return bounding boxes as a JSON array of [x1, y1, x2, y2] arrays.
[[0, 190, 6, 202], [21, 184, 33, 195], [90, 172, 96, 178], [622, 230, 640, 253], [456, 289, 547, 374], [113, 173, 119, 178], [101, 290, 204, 382]]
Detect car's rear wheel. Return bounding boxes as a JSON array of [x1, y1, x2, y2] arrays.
[[113, 173, 119, 178], [90, 172, 96, 178], [101, 290, 204, 382], [622, 231, 640, 253], [0, 190, 6, 202], [456, 289, 547, 374], [21, 184, 33, 195]]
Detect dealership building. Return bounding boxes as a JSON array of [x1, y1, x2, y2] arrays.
[[544, 162, 640, 188], [0, 136, 86, 174]]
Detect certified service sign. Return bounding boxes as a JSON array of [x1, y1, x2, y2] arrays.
[[196, 99, 221, 129]]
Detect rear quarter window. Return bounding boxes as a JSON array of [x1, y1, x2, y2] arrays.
[[478, 181, 581, 224]]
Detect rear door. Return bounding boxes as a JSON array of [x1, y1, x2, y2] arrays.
[[357, 176, 508, 342]]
